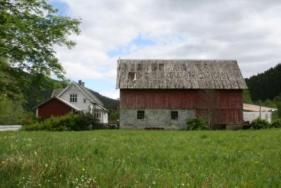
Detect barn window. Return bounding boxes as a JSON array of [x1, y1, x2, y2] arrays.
[[171, 111, 178, 120], [128, 72, 136, 81], [70, 94, 77, 102], [137, 110, 145, 119], [83, 98, 87, 103], [159, 64, 164, 71]]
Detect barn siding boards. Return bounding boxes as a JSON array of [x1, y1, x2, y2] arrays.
[[117, 59, 247, 90], [120, 89, 242, 109]]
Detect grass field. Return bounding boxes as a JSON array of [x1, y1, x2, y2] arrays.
[[0, 130, 281, 187]]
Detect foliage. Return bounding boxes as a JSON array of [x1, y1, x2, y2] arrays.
[[186, 117, 209, 130], [250, 119, 271, 129], [246, 64, 281, 101], [0, 95, 25, 124], [0, 0, 80, 78], [0, 130, 281, 187], [24, 113, 103, 131], [277, 102, 281, 118], [271, 119, 281, 128], [0, 59, 25, 101], [109, 110, 119, 123], [243, 89, 253, 103]]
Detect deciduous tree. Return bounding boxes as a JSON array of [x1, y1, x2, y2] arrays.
[[0, 0, 80, 78]]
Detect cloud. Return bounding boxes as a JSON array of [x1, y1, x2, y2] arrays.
[[52, 0, 281, 98]]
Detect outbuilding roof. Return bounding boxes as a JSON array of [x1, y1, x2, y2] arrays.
[[243, 103, 277, 112], [35, 97, 81, 111], [116, 59, 247, 89]]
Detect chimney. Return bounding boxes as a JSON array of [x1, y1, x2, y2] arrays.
[[78, 80, 85, 87]]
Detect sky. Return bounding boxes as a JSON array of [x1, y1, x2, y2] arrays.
[[50, 0, 281, 99]]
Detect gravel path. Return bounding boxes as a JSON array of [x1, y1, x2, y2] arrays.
[[0, 125, 22, 132]]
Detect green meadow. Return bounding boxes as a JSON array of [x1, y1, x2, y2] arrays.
[[0, 129, 281, 187]]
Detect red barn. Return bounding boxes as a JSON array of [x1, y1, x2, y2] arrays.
[[116, 59, 247, 129]]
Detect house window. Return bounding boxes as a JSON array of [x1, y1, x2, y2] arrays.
[[95, 111, 100, 119], [83, 98, 87, 103], [137, 110, 145, 119], [171, 111, 178, 120], [128, 72, 136, 81], [70, 94, 77, 102]]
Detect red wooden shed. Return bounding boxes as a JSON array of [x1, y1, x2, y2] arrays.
[[36, 97, 80, 119]]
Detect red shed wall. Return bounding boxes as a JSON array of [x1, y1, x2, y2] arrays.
[[120, 89, 243, 124], [37, 98, 74, 119]]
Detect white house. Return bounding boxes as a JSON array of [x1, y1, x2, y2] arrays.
[[37, 80, 108, 124], [243, 103, 277, 123]]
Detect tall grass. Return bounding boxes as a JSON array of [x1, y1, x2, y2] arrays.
[[0, 130, 281, 187]]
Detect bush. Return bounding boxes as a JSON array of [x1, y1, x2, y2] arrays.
[[271, 119, 281, 128], [24, 113, 104, 131], [186, 118, 209, 130], [250, 119, 270, 129]]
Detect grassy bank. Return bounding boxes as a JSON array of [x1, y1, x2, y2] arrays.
[[0, 130, 281, 187]]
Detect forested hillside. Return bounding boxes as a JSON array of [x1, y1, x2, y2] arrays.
[[246, 64, 281, 102]]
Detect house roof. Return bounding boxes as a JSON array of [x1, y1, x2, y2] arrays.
[[243, 103, 277, 112], [54, 82, 104, 106], [116, 59, 248, 89], [36, 97, 81, 111], [51, 89, 63, 97]]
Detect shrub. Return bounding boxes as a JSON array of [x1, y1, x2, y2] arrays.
[[24, 113, 104, 131], [250, 119, 270, 129], [271, 119, 281, 128], [186, 117, 209, 130]]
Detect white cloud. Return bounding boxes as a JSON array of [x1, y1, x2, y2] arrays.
[[54, 0, 281, 98]]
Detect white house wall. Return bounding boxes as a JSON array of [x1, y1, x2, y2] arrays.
[[59, 84, 109, 124], [59, 85, 93, 112], [243, 112, 272, 123]]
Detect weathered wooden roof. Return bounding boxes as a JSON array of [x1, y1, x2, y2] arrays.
[[116, 59, 247, 89]]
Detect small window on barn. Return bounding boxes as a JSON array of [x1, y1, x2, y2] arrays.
[[137, 110, 145, 119], [83, 98, 87, 103], [171, 111, 178, 120], [70, 94, 77, 102], [128, 72, 136, 81], [159, 64, 164, 71], [152, 63, 158, 71]]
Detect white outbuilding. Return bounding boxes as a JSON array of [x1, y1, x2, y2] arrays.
[[243, 103, 277, 123]]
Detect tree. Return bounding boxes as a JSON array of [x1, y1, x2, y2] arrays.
[[243, 90, 253, 104], [276, 101, 281, 119], [0, 94, 25, 124], [0, 0, 80, 79]]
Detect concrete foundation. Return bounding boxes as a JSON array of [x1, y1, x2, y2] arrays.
[[120, 109, 195, 129]]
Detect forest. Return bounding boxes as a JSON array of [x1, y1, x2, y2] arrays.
[[246, 63, 281, 109]]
